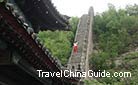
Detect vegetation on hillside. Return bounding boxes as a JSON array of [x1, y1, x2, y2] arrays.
[[89, 4, 138, 84], [38, 17, 79, 65]]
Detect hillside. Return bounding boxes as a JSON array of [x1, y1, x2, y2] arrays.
[[88, 4, 138, 85]]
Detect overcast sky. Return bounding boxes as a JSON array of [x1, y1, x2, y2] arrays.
[[51, 0, 138, 17]]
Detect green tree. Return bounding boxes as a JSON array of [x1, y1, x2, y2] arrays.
[[38, 17, 79, 65], [90, 4, 138, 84]]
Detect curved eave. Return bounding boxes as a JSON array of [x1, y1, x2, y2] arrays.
[[14, 0, 69, 32], [0, 2, 79, 84]]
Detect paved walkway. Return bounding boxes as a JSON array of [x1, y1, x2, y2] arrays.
[[67, 7, 94, 81]]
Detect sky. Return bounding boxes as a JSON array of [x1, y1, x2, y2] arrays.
[[51, 0, 138, 17]]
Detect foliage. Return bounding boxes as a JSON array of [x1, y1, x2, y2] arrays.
[[38, 17, 79, 65], [69, 17, 79, 34], [90, 4, 138, 84], [126, 4, 138, 16], [84, 79, 104, 85]]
